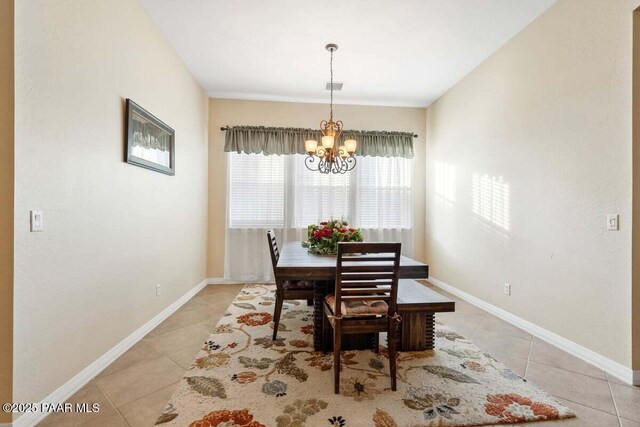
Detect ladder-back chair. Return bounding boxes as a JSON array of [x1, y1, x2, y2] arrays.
[[323, 242, 402, 393], [267, 230, 315, 340]]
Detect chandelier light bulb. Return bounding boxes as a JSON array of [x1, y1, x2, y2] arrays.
[[305, 139, 318, 153], [345, 139, 357, 153], [322, 135, 335, 148]]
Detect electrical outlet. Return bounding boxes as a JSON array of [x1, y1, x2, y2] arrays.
[[156, 284, 161, 297], [504, 283, 511, 296]]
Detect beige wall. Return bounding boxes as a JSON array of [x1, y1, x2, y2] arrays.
[[426, 0, 638, 367], [208, 98, 426, 277], [0, 0, 13, 423], [634, 8, 640, 371], [13, 0, 209, 406]]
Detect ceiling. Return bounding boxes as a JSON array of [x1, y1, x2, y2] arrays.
[[139, 0, 556, 107]]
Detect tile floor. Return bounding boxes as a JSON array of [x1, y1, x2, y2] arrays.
[[37, 282, 640, 427]]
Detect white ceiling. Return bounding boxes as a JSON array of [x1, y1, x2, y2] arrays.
[[139, 0, 556, 107]]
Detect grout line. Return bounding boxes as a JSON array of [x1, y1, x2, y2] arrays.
[[466, 312, 488, 339], [523, 335, 534, 379], [553, 394, 619, 418], [94, 380, 131, 427], [524, 358, 609, 382], [114, 380, 181, 426], [105, 375, 182, 418], [605, 373, 624, 427], [163, 347, 204, 372], [94, 348, 164, 382]]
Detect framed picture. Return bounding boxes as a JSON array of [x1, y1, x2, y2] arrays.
[[125, 99, 175, 175]]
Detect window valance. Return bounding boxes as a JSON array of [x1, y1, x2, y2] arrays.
[[223, 126, 414, 159]]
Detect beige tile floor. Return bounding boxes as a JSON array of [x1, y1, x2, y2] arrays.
[[37, 282, 640, 427]]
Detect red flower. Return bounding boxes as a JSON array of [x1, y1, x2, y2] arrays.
[[339, 228, 347, 233], [301, 324, 314, 335], [348, 228, 355, 232], [485, 394, 560, 423], [320, 221, 328, 225], [315, 228, 332, 240], [191, 409, 265, 427], [237, 312, 273, 326]]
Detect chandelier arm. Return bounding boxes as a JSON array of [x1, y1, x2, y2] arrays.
[[320, 156, 329, 174], [333, 156, 344, 174], [335, 120, 343, 146], [339, 157, 349, 174], [304, 155, 320, 171], [344, 155, 357, 171]]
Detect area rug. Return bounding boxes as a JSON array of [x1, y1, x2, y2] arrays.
[[155, 284, 574, 427]]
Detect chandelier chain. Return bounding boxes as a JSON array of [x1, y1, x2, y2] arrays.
[[330, 48, 333, 122]]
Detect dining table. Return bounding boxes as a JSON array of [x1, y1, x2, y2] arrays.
[[275, 241, 430, 350]]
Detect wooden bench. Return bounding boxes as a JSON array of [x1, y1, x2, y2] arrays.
[[397, 279, 455, 351], [319, 279, 455, 351]]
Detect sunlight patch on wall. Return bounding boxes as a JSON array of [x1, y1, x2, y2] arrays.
[[472, 173, 510, 230], [435, 161, 456, 204]]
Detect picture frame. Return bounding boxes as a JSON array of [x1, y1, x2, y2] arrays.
[[125, 98, 175, 175]]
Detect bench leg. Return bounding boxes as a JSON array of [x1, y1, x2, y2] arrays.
[[398, 312, 435, 351], [424, 313, 435, 350]]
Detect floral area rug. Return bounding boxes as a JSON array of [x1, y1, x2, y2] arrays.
[[155, 284, 574, 427]]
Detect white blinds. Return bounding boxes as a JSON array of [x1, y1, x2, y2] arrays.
[[293, 156, 351, 227], [228, 154, 285, 228], [225, 153, 414, 281], [228, 153, 412, 229], [354, 156, 412, 229]]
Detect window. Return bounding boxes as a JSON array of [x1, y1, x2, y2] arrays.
[[227, 153, 412, 230], [293, 156, 351, 227], [354, 156, 412, 229], [228, 153, 284, 228]]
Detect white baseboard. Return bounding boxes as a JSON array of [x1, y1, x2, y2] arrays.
[[13, 278, 209, 427], [207, 277, 266, 285], [428, 276, 638, 386]]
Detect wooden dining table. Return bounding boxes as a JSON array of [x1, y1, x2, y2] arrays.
[[276, 241, 430, 350]]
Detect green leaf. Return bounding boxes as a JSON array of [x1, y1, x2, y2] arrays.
[[233, 302, 256, 310], [238, 356, 274, 369], [155, 413, 178, 425], [422, 366, 480, 384], [369, 358, 385, 370], [186, 376, 227, 398], [275, 353, 308, 382]]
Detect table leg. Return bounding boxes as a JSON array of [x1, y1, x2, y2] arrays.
[[398, 312, 435, 351], [313, 280, 329, 351]]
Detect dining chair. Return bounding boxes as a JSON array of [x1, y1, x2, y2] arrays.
[[267, 230, 315, 340], [322, 242, 402, 394]]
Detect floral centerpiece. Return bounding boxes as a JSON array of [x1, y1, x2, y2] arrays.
[[301, 219, 364, 255]]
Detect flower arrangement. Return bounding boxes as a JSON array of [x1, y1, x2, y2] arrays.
[[301, 219, 364, 255]]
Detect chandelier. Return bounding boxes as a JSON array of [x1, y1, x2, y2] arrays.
[[304, 43, 357, 174]]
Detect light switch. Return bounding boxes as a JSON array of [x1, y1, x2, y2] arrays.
[[30, 210, 43, 232], [607, 214, 618, 231]]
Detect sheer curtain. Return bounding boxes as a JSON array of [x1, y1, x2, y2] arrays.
[[224, 153, 413, 281]]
